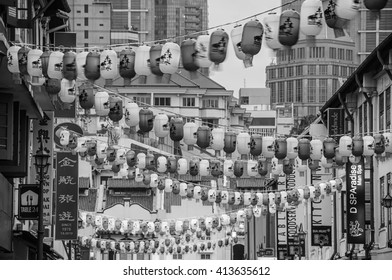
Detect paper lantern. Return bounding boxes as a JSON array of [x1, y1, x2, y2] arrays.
[[334, 148, 345, 166], [209, 28, 229, 67], [300, 0, 323, 37], [230, 24, 248, 66], [374, 134, 385, 155], [247, 160, 258, 177], [45, 78, 61, 95], [145, 151, 155, 170], [295, 157, 308, 172], [86, 141, 97, 156], [339, 136, 352, 157], [183, 122, 198, 150], [135, 45, 152, 77], [210, 159, 222, 177], [126, 150, 136, 167], [271, 157, 283, 175], [283, 159, 294, 175], [197, 126, 211, 149], [224, 159, 234, 177], [189, 158, 199, 176], [262, 136, 275, 159], [181, 38, 199, 72], [308, 158, 319, 170], [160, 42, 181, 75], [257, 159, 268, 176], [177, 158, 188, 175], [136, 153, 146, 169], [76, 51, 88, 80], [241, 19, 263, 66], [194, 185, 202, 199], [170, 117, 184, 142], [200, 187, 209, 201], [85, 51, 101, 81], [139, 108, 154, 133], [154, 113, 170, 141], [17, 46, 31, 76], [298, 138, 311, 162], [210, 128, 225, 151], [27, 48, 43, 83], [59, 130, 70, 146], [78, 84, 94, 110], [336, 0, 360, 20], [7, 45, 21, 74], [100, 49, 119, 81], [278, 10, 300, 47], [322, 0, 346, 29], [186, 184, 194, 198], [323, 137, 336, 160], [286, 137, 299, 160], [384, 132, 392, 153], [275, 137, 288, 160], [364, 0, 389, 11], [234, 160, 244, 177], [119, 48, 136, 81], [224, 131, 237, 155], [108, 96, 123, 122], [199, 159, 210, 176], [62, 51, 77, 81], [124, 101, 140, 127], [97, 142, 107, 159], [237, 132, 251, 155], [263, 12, 282, 50], [94, 91, 110, 116], [167, 156, 177, 173], [47, 50, 64, 79], [195, 35, 212, 68], [363, 135, 375, 157], [172, 181, 180, 195], [321, 156, 333, 170], [310, 139, 323, 161], [249, 134, 262, 157], [149, 44, 163, 76], [59, 78, 76, 103], [157, 156, 167, 173], [352, 135, 364, 157]]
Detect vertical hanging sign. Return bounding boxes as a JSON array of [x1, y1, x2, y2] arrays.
[[55, 152, 79, 240], [276, 172, 288, 260], [29, 111, 54, 225], [346, 157, 365, 244]]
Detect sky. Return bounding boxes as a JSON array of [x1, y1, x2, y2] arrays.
[[207, 0, 281, 97]]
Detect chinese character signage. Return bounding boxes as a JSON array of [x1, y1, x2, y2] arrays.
[[276, 173, 288, 260], [29, 111, 54, 225], [327, 108, 345, 142], [18, 184, 40, 220], [55, 152, 78, 240], [346, 157, 365, 244]]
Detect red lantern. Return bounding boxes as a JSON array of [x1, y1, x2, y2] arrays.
[[62, 51, 77, 81], [263, 12, 282, 50], [170, 117, 184, 142], [18, 46, 31, 76], [257, 159, 268, 176], [210, 159, 222, 177], [322, 0, 346, 29], [241, 19, 264, 66], [119, 48, 136, 82], [352, 135, 364, 157], [197, 126, 211, 149], [209, 28, 229, 67], [250, 134, 262, 156], [181, 39, 199, 72], [108, 96, 123, 122], [298, 138, 311, 163], [234, 160, 244, 177], [78, 84, 94, 111], [374, 134, 385, 155], [167, 156, 177, 174], [149, 44, 163, 76], [364, 0, 389, 12], [139, 108, 154, 133], [85, 51, 101, 81], [274, 137, 287, 160], [189, 158, 199, 176], [323, 137, 336, 160], [278, 10, 300, 47], [224, 131, 237, 155], [300, 0, 323, 37]]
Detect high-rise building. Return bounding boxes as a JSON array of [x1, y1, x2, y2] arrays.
[[266, 0, 359, 124]]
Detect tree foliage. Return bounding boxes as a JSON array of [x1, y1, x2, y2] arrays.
[[290, 115, 318, 136]]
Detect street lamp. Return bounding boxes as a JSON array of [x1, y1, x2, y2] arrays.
[[382, 192, 392, 243], [33, 141, 50, 260]]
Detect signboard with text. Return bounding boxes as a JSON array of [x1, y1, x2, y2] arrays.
[[346, 157, 365, 244], [18, 184, 39, 220], [55, 152, 79, 240], [276, 173, 288, 260], [327, 108, 345, 142]]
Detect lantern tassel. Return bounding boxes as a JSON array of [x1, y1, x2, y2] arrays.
[[243, 55, 253, 68]]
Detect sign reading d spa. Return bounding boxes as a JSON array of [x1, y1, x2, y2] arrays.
[[346, 157, 365, 244]]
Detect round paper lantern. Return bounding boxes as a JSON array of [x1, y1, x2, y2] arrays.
[[247, 160, 258, 177], [189, 158, 199, 176], [183, 122, 198, 150], [241, 19, 264, 66], [271, 157, 283, 175], [195, 35, 212, 68], [364, 0, 389, 12], [286, 137, 299, 160], [119, 48, 136, 81], [177, 158, 188, 175], [210, 159, 222, 177], [78, 84, 94, 110], [323, 137, 336, 160], [135, 45, 152, 77], [209, 28, 229, 67], [145, 151, 155, 170], [283, 159, 294, 175], [97, 143, 107, 159], [76, 51, 88, 80], [363, 135, 375, 156], [126, 150, 136, 167], [374, 134, 385, 155], [249, 134, 262, 156], [230, 24, 248, 66], [275, 137, 288, 160], [194, 185, 202, 199], [295, 157, 308, 172], [149, 44, 163, 76], [62, 51, 77, 81], [85, 51, 101, 81], [154, 113, 170, 141], [321, 156, 333, 170], [323, 0, 346, 29], [384, 132, 392, 153], [59, 130, 70, 146], [334, 148, 345, 166], [160, 42, 181, 75], [234, 160, 244, 177], [224, 131, 237, 155], [298, 138, 311, 162], [167, 156, 177, 173], [100, 49, 119, 81], [170, 117, 184, 142], [40, 49, 51, 78], [136, 153, 146, 169], [210, 128, 225, 151], [139, 108, 154, 133], [7, 45, 21, 75], [45, 78, 61, 95], [124, 101, 140, 127], [262, 136, 275, 159], [197, 126, 211, 149], [17, 46, 31, 76], [199, 159, 210, 176], [27, 48, 43, 83], [336, 0, 360, 20], [352, 135, 364, 157], [59, 78, 76, 103], [47, 50, 63, 79], [339, 136, 352, 158], [278, 10, 300, 47], [237, 132, 251, 155], [94, 91, 110, 116], [257, 159, 268, 176], [186, 184, 194, 199], [172, 181, 181, 195], [108, 96, 123, 122], [200, 188, 209, 201], [300, 0, 323, 37], [181, 38, 199, 72], [224, 159, 234, 177], [263, 12, 282, 50], [310, 139, 323, 161], [157, 156, 167, 173]]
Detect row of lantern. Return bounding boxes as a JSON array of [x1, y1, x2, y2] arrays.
[[8, 1, 382, 84], [81, 236, 237, 254]]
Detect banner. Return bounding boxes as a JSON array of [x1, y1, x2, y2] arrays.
[[346, 157, 365, 244], [18, 184, 40, 220], [286, 171, 298, 259], [29, 111, 54, 225], [55, 152, 79, 240], [327, 108, 345, 142], [276, 173, 287, 260]]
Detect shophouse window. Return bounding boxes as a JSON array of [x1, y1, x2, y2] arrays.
[[386, 87, 391, 129], [329, 47, 336, 59], [269, 69, 276, 79], [84, 30, 89, 39], [270, 83, 277, 104], [308, 65, 316, 75], [346, 49, 353, 61], [338, 48, 345, 60], [308, 79, 317, 103], [287, 66, 294, 77], [84, 18, 88, 26], [319, 65, 328, 75], [84, 4, 89, 13], [173, 254, 182, 259], [202, 118, 218, 128], [202, 99, 218, 108], [278, 81, 285, 103], [309, 47, 325, 58], [287, 80, 294, 103], [278, 68, 285, 78], [200, 254, 211, 260], [341, 66, 347, 77], [359, 105, 363, 134], [297, 47, 305, 59], [133, 96, 151, 106], [182, 97, 195, 107], [380, 91, 385, 131], [308, 106, 317, 116], [332, 65, 339, 76], [332, 79, 339, 93], [240, 96, 249, 105], [288, 48, 296, 61], [296, 65, 303, 76], [319, 79, 328, 103], [364, 102, 368, 133], [154, 97, 171, 106], [295, 80, 303, 102], [380, 176, 385, 227], [0, 95, 13, 160]]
